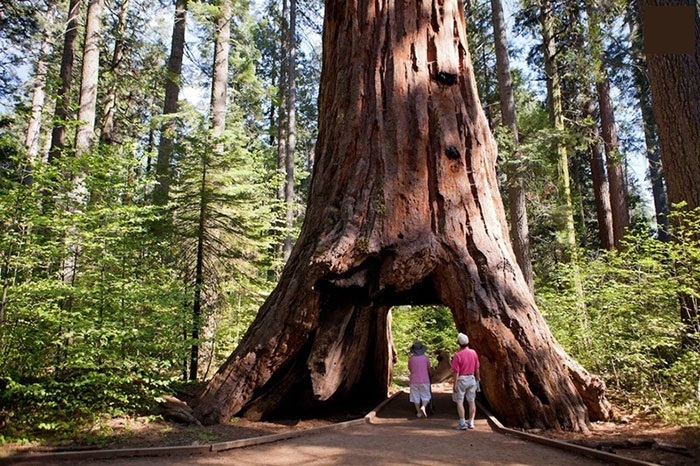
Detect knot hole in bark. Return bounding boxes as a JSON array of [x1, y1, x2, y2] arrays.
[[435, 71, 458, 86], [445, 146, 460, 160]]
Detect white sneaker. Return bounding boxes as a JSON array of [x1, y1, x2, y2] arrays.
[[416, 412, 422, 418], [420, 406, 428, 418], [467, 421, 475, 429]]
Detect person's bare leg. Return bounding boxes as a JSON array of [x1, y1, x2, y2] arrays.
[[456, 401, 465, 422], [420, 400, 428, 418], [414, 402, 422, 417], [467, 400, 476, 427]]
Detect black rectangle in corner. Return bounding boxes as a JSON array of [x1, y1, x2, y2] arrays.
[[642, 5, 696, 54]]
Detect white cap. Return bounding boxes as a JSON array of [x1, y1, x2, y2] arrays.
[[457, 333, 469, 345]]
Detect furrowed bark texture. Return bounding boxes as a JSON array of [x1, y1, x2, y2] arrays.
[[638, 0, 700, 335], [639, 0, 700, 212], [194, 0, 611, 430]]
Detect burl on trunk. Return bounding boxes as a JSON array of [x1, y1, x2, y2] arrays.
[[193, 0, 612, 431]]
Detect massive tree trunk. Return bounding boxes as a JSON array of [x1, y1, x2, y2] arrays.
[[74, 0, 104, 155], [153, 0, 188, 207], [48, 0, 81, 162], [490, 0, 533, 293], [637, 0, 700, 335], [194, 0, 611, 431]]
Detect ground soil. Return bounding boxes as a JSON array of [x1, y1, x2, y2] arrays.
[[1, 384, 698, 465]]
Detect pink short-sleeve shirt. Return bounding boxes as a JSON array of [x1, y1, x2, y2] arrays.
[[451, 347, 479, 375], [408, 354, 431, 384]]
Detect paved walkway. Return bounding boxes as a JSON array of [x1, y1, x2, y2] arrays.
[[53, 386, 607, 466]]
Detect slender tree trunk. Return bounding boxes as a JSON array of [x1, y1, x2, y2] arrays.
[[490, 0, 533, 293], [190, 163, 207, 381], [194, 0, 611, 430], [637, 0, 700, 336], [539, 0, 577, 257], [74, 0, 104, 155], [627, 1, 669, 240], [277, 0, 288, 204], [587, 4, 629, 247], [25, 13, 54, 181], [596, 76, 629, 248], [275, 0, 289, 266], [210, 0, 230, 141], [586, 3, 629, 249], [101, 0, 130, 143], [153, 0, 188, 207], [188, 0, 232, 382], [583, 98, 614, 250], [48, 0, 81, 162], [282, 0, 297, 262]]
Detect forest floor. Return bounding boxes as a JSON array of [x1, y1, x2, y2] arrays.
[[1, 383, 698, 465]]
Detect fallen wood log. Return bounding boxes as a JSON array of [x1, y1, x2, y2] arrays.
[[159, 395, 202, 426]]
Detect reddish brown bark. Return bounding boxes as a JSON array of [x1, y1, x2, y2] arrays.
[[48, 0, 81, 162], [193, 0, 611, 431], [583, 98, 614, 250], [596, 77, 629, 247], [638, 1, 700, 211], [627, 2, 669, 240], [586, 2, 629, 248], [153, 0, 188, 207]]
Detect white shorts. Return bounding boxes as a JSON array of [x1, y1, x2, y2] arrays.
[[452, 375, 477, 403], [409, 383, 431, 404]]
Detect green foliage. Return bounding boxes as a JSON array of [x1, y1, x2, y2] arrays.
[[167, 101, 276, 379], [0, 147, 191, 439], [391, 306, 457, 379], [537, 208, 700, 424]]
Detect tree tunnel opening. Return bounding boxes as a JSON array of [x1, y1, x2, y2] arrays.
[[391, 304, 457, 383], [240, 278, 453, 422]]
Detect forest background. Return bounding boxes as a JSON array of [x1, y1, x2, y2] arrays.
[[0, 0, 698, 444]]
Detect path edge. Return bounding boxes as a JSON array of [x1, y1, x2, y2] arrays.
[[0, 391, 404, 464], [476, 400, 661, 466]]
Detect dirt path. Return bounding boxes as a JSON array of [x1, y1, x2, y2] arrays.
[[30, 386, 613, 466]]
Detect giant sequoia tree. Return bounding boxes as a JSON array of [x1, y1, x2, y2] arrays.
[[194, 0, 611, 431]]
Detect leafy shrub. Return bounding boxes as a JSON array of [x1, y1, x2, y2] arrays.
[[537, 207, 700, 424]]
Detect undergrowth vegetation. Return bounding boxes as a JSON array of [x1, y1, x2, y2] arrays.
[[537, 208, 700, 425]]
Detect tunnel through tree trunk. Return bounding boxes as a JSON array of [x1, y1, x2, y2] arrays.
[[193, 0, 612, 431]]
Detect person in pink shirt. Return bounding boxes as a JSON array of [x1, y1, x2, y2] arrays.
[[451, 332, 480, 430], [408, 341, 432, 418]]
